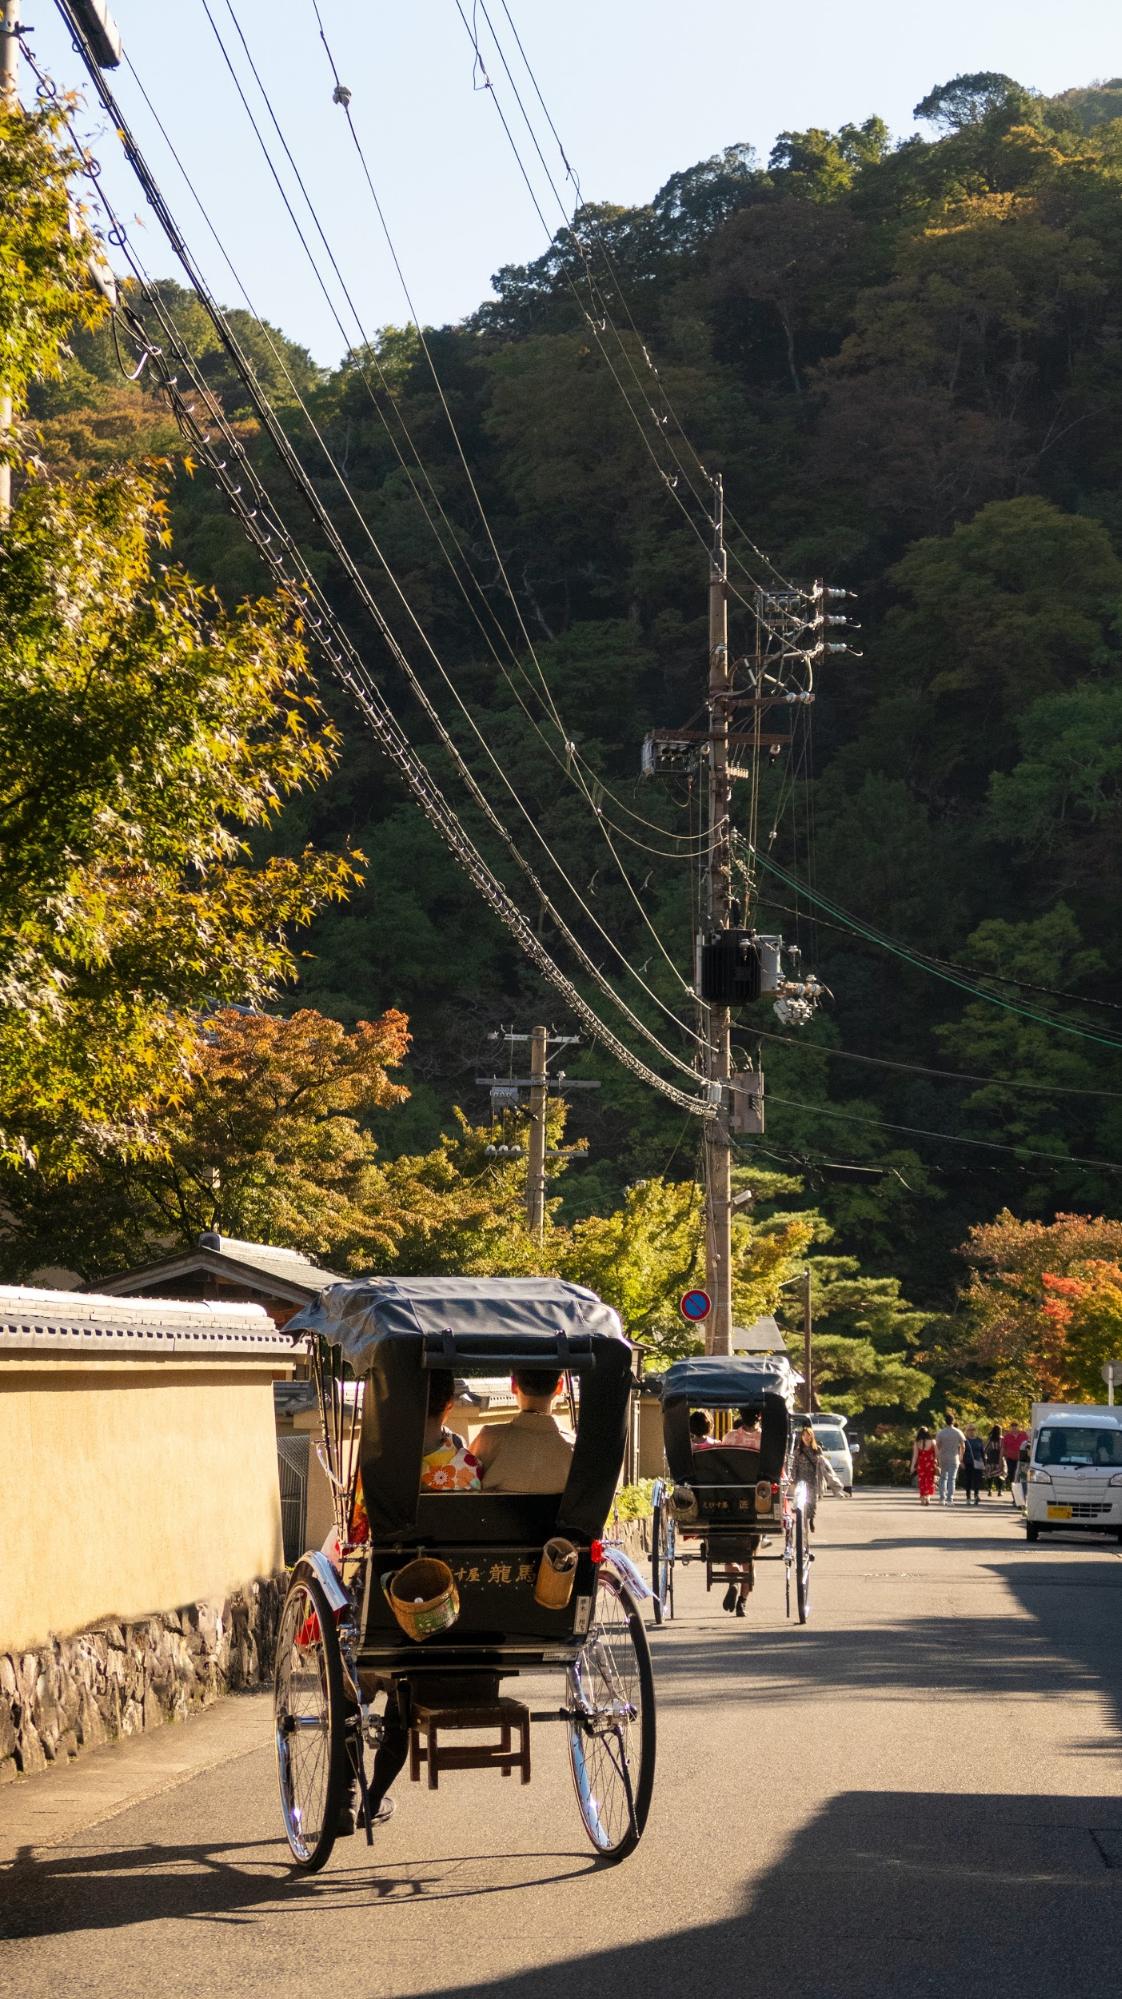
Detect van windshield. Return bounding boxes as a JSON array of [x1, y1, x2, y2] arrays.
[[1036, 1426, 1122, 1468], [814, 1427, 847, 1451]]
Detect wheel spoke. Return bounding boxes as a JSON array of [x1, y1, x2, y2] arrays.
[[567, 1572, 654, 1860]]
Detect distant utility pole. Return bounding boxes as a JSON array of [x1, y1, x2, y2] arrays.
[[1, 0, 20, 526], [477, 1027, 598, 1245]]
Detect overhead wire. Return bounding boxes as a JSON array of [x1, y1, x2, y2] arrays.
[[36, 21, 713, 1116], [121, 41, 711, 891], [208, 0, 718, 1004], [111, 4, 711, 1061], [754, 881, 1122, 1020], [746, 845, 1122, 1054], [468, 0, 807, 620], [766, 1092, 1122, 1177], [305, 0, 740, 868], [745, 1024, 1122, 1103], [451, 0, 804, 641], [492, 0, 800, 606]]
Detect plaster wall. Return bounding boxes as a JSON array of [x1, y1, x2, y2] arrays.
[[0, 1360, 285, 1653]]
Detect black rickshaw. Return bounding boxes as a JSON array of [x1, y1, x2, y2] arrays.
[[274, 1275, 656, 1871], [649, 1354, 813, 1626]]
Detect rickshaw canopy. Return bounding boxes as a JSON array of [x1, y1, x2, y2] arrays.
[[287, 1276, 633, 1541], [287, 1274, 625, 1372], [659, 1354, 797, 1411]]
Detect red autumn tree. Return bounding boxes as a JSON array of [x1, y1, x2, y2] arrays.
[[958, 1211, 1122, 1404]]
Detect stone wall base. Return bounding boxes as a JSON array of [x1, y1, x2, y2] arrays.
[[0, 1575, 285, 1785]]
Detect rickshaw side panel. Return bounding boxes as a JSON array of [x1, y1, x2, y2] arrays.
[[359, 1491, 599, 1657]]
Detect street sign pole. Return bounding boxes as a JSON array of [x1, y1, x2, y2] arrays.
[[1103, 1360, 1122, 1407]]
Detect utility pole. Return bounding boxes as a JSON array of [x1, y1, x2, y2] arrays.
[[477, 1028, 598, 1249], [0, 0, 20, 527], [526, 1023, 549, 1244], [801, 1265, 813, 1414], [703, 477, 734, 1357]]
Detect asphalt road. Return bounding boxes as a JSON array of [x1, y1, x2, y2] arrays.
[[3, 1492, 1121, 1999]]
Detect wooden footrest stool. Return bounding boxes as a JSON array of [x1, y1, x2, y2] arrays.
[[408, 1697, 531, 1790]]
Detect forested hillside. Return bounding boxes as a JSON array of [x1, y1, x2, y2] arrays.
[[27, 68, 1122, 1311]]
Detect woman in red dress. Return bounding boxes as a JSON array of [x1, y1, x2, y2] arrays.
[[910, 1426, 937, 1505]]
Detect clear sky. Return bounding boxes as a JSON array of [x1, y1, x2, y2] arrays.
[[25, 0, 1120, 365]]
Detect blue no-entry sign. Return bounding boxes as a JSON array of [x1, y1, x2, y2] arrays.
[[680, 1288, 712, 1323]]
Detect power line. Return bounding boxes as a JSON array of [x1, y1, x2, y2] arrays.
[[196, 0, 717, 1022], [488, 0, 799, 606], [35, 24, 714, 1118], [89, 9, 711, 1072], [452, 0, 813, 651], [303, 0, 733, 863], [748, 845, 1122, 1054], [744, 1024, 1122, 1103], [766, 1092, 1122, 1176]]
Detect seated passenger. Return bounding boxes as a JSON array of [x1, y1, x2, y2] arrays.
[[690, 1410, 714, 1450], [470, 1368, 574, 1493], [344, 1369, 480, 1548], [420, 1367, 482, 1491], [721, 1404, 763, 1450]]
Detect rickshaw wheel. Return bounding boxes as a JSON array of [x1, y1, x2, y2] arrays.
[[795, 1507, 811, 1625], [274, 1568, 348, 1871], [566, 1570, 656, 1863], [650, 1495, 676, 1626]]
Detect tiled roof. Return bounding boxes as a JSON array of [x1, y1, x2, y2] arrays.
[[196, 1235, 345, 1288], [97, 1233, 344, 1302], [0, 1284, 295, 1359]]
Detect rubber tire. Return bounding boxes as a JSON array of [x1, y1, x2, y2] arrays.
[[795, 1507, 811, 1624], [275, 1567, 348, 1872], [567, 1571, 656, 1864], [1025, 1523, 1040, 1543]]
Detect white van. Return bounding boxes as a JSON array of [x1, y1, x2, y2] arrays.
[[808, 1411, 857, 1494], [1024, 1403, 1122, 1543]]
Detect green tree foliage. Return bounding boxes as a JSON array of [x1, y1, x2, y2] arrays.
[[0, 1007, 410, 1279], [0, 111, 358, 1173], [0, 103, 97, 456], [0, 470, 360, 1173], [912, 74, 1029, 132], [28, 66, 1122, 1335], [807, 1257, 934, 1419]]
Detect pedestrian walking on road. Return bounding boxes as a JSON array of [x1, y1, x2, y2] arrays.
[[1002, 1420, 1028, 1501], [961, 1424, 985, 1505], [910, 1426, 937, 1505], [982, 1425, 1005, 1497], [935, 1414, 966, 1506]]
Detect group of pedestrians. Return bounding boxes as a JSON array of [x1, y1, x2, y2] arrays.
[[909, 1414, 1028, 1507]]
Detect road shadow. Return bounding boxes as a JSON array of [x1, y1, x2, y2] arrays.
[[417, 1790, 1122, 1999], [990, 1554, 1122, 1742], [0, 1835, 598, 1941], [650, 1539, 1122, 1725]]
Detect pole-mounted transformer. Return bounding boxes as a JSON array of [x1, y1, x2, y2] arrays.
[[698, 929, 761, 1006]]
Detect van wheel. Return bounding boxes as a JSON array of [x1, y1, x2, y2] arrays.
[[1025, 1523, 1040, 1543]]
